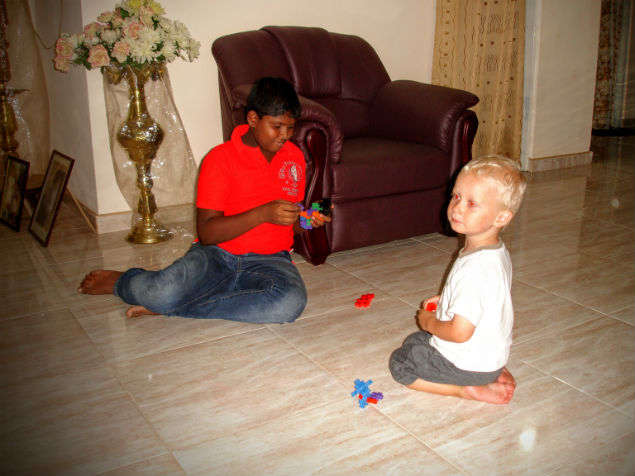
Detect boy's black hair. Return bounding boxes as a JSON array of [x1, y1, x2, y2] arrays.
[[246, 77, 302, 119]]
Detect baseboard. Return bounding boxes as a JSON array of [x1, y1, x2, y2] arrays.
[[78, 202, 196, 234], [527, 151, 593, 172]]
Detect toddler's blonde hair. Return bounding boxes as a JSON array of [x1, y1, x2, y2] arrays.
[[460, 155, 527, 214]]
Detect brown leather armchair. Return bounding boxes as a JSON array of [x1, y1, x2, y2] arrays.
[[212, 26, 479, 265]]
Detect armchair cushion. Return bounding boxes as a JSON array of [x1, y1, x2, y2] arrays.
[[312, 98, 370, 138], [328, 139, 448, 201]]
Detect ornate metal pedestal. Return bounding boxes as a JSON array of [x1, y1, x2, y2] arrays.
[[106, 63, 172, 244]]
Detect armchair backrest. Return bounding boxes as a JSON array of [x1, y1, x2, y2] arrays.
[[212, 26, 391, 140]]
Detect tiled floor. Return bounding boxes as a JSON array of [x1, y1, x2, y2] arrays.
[[1, 135, 633, 476]]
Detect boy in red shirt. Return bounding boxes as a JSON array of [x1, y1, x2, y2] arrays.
[[78, 77, 330, 323]]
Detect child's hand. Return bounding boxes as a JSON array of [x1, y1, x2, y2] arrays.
[[416, 307, 434, 332], [417, 295, 440, 332], [309, 209, 333, 228], [422, 295, 440, 311], [262, 200, 301, 226]]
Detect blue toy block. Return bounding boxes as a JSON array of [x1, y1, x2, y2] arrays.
[[352, 378, 382, 408]]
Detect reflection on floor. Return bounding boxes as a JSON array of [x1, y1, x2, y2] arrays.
[[1, 136, 633, 475]]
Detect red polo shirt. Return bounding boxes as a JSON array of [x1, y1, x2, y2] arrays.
[[196, 125, 305, 255]]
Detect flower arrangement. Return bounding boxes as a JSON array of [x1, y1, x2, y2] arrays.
[[53, 0, 200, 73]]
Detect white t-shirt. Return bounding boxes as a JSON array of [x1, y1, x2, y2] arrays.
[[431, 240, 513, 372]]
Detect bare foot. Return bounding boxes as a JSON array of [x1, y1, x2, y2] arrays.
[[126, 305, 161, 318], [78, 270, 123, 295], [497, 367, 517, 386], [463, 368, 517, 404]]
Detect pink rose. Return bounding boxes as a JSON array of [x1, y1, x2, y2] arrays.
[[139, 6, 154, 26], [111, 41, 130, 63], [97, 11, 115, 23], [87, 44, 110, 69], [55, 36, 75, 60], [53, 56, 70, 72], [111, 14, 124, 29], [122, 21, 143, 40], [83, 22, 101, 40]]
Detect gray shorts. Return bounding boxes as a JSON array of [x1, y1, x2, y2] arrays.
[[389, 331, 502, 386]]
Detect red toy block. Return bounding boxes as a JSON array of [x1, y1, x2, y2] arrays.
[[355, 293, 375, 308], [358, 394, 379, 405], [425, 302, 437, 312]]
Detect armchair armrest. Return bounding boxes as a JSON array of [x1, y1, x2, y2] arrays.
[[369, 80, 479, 153]]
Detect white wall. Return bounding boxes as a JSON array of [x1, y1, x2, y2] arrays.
[[32, 0, 98, 212], [522, 0, 602, 167], [36, 0, 438, 216], [35, 0, 604, 216]]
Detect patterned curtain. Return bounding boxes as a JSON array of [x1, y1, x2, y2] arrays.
[[432, 0, 525, 162], [593, 0, 634, 131]]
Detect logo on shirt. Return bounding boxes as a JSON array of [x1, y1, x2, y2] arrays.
[[279, 161, 302, 197]]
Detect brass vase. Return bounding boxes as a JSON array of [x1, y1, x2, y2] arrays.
[[107, 63, 172, 244]]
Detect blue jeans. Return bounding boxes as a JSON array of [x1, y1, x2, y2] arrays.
[[113, 243, 307, 323]]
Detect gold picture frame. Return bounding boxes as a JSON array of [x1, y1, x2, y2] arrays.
[[29, 150, 74, 246]]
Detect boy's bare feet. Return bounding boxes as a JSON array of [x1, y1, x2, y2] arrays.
[[78, 270, 123, 295], [126, 306, 160, 318], [463, 367, 517, 404]]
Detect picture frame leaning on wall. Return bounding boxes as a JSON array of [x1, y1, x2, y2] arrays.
[[29, 150, 75, 247], [0, 155, 30, 232]]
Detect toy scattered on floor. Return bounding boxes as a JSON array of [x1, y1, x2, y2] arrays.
[[355, 293, 375, 308], [299, 198, 332, 230], [352, 379, 384, 408], [425, 301, 437, 312]]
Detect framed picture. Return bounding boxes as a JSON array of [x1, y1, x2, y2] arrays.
[[29, 150, 75, 246], [0, 155, 30, 231]]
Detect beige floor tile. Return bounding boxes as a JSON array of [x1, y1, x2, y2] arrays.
[[412, 232, 464, 255], [0, 309, 105, 381], [0, 235, 35, 275], [97, 454, 186, 476], [1, 371, 171, 476], [0, 311, 169, 475], [111, 328, 345, 451], [174, 399, 461, 476], [513, 317, 635, 414], [549, 431, 635, 476], [378, 361, 634, 476], [394, 285, 445, 308], [546, 217, 634, 262], [511, 281, 601, 345], [611, 305, 635, 325], [1, 135, 632, 476], [72, 299, 267, 363], [327, 241, 454, 298], [514, 252, 634, 315], [295, 261, 387, 320], [271, 298, 419, 391]]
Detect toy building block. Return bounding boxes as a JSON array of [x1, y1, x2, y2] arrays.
[[352, 379, 373, 398], [425, 301, 437, 312], [355, 293, 375, 308], [298, 198, 332, 230], [352, 379, 383, 408]]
